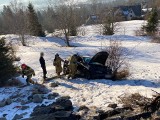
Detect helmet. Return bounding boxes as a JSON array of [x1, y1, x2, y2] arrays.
[[21, 64, 26, 69], [55, 53, 59, 57], [73, 54, 77, 57], [76, 52, 79, 56]]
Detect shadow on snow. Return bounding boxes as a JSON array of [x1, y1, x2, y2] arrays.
[[65, 78, 160, 88]]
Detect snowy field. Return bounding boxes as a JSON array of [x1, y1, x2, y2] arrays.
[[0, 20, 160, 119]]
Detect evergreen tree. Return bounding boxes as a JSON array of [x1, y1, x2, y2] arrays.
[[144, 8, 159, 36], [103, 17, 114, 35], [27, 3, 45, 37], [69, 25, 77, 36], [0, 38, 16, 86], [1, 6, 15, 34]]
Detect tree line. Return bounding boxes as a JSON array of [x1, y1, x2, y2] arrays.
[[0, 0, 159, 46]]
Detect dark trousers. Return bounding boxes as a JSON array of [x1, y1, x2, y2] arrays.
[[26, 75, 32, 84], [42, 66, 47, 79]]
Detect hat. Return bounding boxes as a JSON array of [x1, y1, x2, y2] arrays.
[[21, 64, 26, 68]]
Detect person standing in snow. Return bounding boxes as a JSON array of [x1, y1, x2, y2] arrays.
[[63, 60, 69, 75], [68, 54, 78, 79], [39, 52, 47, 79], [21, 64, 35, 85], [53, 53, 64, 77]]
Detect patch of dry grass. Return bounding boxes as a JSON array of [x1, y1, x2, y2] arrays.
[[151, 37, 160, 43], [114, 68, 130, 80], [119, 93, 152, 109]]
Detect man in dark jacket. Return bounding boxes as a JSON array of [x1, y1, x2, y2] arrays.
[[39, 52, 47, 79]]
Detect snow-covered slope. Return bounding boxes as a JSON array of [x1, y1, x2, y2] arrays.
[[0, 20, 160, 119], [78, 20, 146, 36]]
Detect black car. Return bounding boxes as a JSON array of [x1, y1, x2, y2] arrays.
[[76, 51, 113, 79]]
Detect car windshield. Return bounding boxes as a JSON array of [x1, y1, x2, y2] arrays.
[[83, 57, 91, 64]]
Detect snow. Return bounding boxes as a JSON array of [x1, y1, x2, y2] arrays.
[[78, 20, 146, 36], [0, 20, 160, 119], [142, 8, 152, 12]]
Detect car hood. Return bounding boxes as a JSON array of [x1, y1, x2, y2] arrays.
[[89, 51, 109, 65]]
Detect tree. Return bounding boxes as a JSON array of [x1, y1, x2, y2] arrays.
[[47, 0, 97, 34], [102, 9, 115, 35], [103, 17, 114, 35], [68, 6, 77, 36], [0, 37, 16, 86], [143, 8, 159, 36], [40, 7, 56, 33], [27, 3, 45, 37], [0, 17, 4, 34], [69, 24, 77, 36], [10, 0, 28, 46], [16, 9, 28, 46], [106, 39, 129, 80], [1, 5, 15, 34], [53, 0, 79, 46], [0, 1, 28, 45]]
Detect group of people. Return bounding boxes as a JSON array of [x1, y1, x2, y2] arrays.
[[21, 52, 78, 85]]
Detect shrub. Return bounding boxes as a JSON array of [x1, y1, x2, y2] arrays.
[[69, 25, 77, 36], [135, 29, 146, 36], [106, 39, 129, 80], [103, 18, 114, 35]]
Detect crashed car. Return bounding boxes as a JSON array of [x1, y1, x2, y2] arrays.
[[76, 51, 113, 79]]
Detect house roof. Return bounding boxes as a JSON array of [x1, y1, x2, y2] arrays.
[[90, 15, 99, 20], [118, 5, 142, 17]]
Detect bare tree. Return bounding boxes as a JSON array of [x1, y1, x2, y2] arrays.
[[40, 7, 56, 33], [106, 39, 129, 80], [9, 0, 28, 46], [50, 0, 79, 46], [77, 26, 86, 36], [16, 9, 28, 46], [155, 0, 160, 7], [87, 0, 107, 15]]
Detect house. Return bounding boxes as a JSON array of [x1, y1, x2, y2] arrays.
[[114, 5, 142, 20], [85, 15, 100, 25]]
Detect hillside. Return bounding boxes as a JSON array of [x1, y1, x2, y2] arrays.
[[0, 20, 160, 120]]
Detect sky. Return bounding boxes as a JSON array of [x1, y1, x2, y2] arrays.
[[0, 0, 52, 10], [0, 0, 114, 11], [0, 0, 89, 10]]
